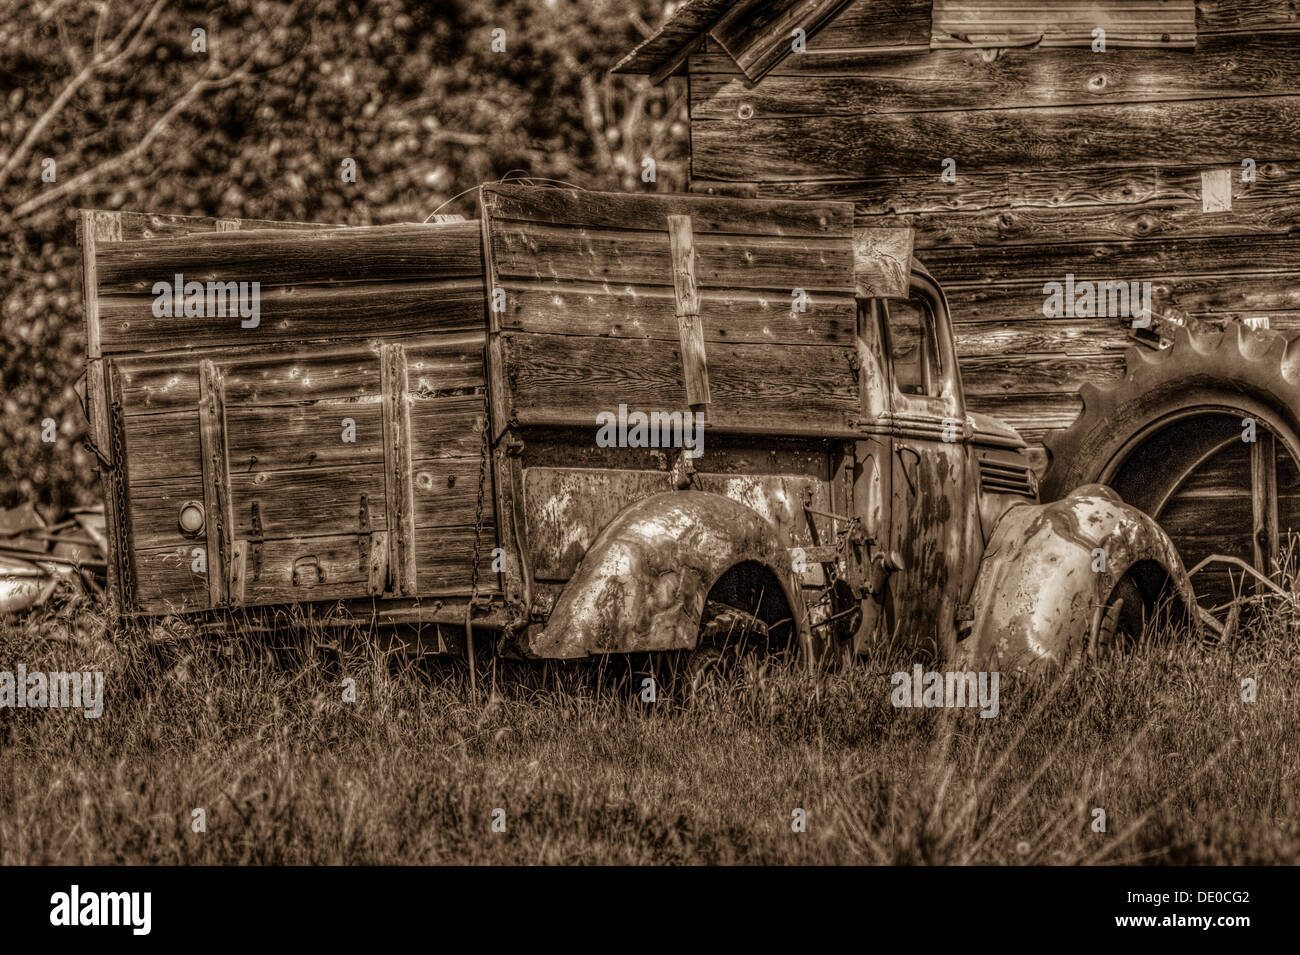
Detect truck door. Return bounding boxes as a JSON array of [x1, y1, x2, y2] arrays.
[[881, 272, 969, 658]]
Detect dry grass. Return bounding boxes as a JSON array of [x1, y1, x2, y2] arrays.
[[1, 593, 1297, 865]]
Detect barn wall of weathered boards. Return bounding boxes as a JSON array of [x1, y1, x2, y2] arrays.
[[620, 0, 1300, 443], [615, 0, 1300, 601]]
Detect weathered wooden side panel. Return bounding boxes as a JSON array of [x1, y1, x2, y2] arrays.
[[481, 184, 861, 438], [500, 332, 861, 435], [82, 211, 498, 616]]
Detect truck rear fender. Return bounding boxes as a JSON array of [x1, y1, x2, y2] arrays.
[[529, 491, 810, 659]]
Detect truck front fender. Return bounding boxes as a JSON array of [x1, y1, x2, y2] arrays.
[[961, 484, 1199, 672], [529, 491, 810, 659]]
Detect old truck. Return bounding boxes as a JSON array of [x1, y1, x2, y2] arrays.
[[78, 184, 1198, 672]]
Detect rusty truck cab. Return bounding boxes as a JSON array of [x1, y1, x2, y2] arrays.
[[855, 263, 1039, 659]]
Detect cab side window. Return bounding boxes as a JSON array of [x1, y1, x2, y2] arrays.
[[885, 291, 943, 397]]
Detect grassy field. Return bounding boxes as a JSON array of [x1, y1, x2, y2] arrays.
[[1, 594, 1297, 865]]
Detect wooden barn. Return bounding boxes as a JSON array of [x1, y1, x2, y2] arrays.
[[614, 0, 1300, 601]]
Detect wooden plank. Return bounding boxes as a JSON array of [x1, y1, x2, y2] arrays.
[[611, 0, 737, 75], [407, 396, 489, 461], [117, 346, 368, 414], [708, 0, 857, 81], [854, 227, 913, 299], [477, 184, 522, 608], [240, 534, 388, 605], [406, 333, 487, 394], [1251, 430, 1280, 577], [825, 163, 1300, 251], [952, 319, 1131, 359], [411, 457, 494, 528], [768, 162, 1300, 216], [97, 279, 483, 354], [924, 233, 1300, 288], [1142, 273, 1300, 318], [691, 97, 1300, 181], [896, 195, 1300, 250], [115, 334, 476, 415], [87, 359, 123, 614], [413, 526, 500, 595], [225, 400, 384, 472], [133, 544, 210, 613], [130, 477, 205, 553], [930, 0, 1196, 49], [228, 465, 387, 540], [668, 215, 711, 409], [1162, 493, 1253, 534], [806, 0, 931, 50], [198, 360, 232, 607], [123, 411, 203, 483], [964, 393, 1082, 435], [945, 278, 1300, 328], [96, 221, 482, 294], [960, 352, 1127, 398], [86, 209, 344, 242], [690, 33, 1300, 114], [758, 163, 1300, 256], [499, 281, 855, 345], [502, 332, 860, 435], [1176, 440, 1289, 495], [491, 220, 852, 291], [381, 343, 416, 596], [1196, 0, 1300, 34], [79, 212, 103, 359], [481, 184, 852, 237]]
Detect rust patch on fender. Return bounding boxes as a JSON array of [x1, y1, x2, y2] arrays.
[[530, 491, 808, 658]]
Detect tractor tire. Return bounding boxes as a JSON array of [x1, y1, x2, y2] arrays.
[[1042, 322, 1300, 606], [1042, 323, 1300, 503]]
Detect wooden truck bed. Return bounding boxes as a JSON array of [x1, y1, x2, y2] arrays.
[[82, 189, 897, 642]]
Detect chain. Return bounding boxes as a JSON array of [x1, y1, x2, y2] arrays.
[[108, 398, 134, 610], [468, 407, 490, 602], [209, 447, 227, 607], [463, 407, 492, 697]]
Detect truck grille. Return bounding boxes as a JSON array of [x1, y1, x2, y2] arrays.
[[978, 459, 1036, 497]]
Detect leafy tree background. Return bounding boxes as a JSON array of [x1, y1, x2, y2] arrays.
[[0, 0, 687, 512]]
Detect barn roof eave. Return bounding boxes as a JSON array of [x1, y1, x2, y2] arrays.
[[610, 0, 849, 85], [609, 0, 736, 81]]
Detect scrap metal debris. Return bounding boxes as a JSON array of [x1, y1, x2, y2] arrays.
[[0, 503, 106, 615]]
